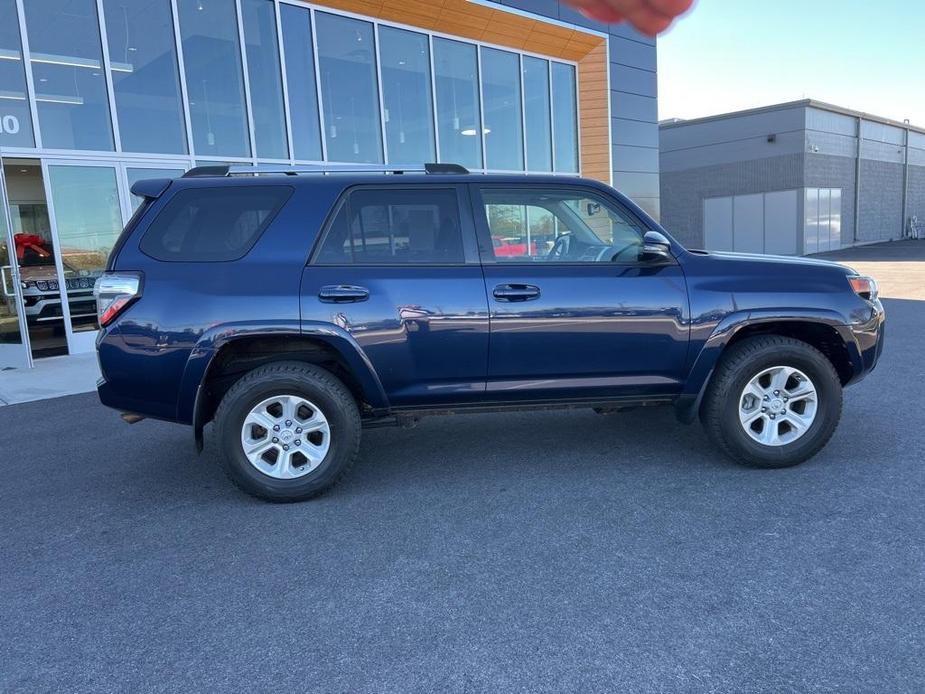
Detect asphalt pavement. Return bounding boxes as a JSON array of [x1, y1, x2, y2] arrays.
[[1, 242, 923, 693]]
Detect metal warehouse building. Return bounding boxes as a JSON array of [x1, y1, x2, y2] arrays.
[[659, 100, 925, 255], [1, 0, 660, 370]]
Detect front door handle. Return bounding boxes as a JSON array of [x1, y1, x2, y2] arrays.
[[493, 284, 540, 302], [318, 285, 370, 303]]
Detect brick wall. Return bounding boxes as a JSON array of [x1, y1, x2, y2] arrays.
[[905, 165, 925, 231], [858, 160, 905, 242]]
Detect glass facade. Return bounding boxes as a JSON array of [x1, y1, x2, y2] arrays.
[[551, 62, 579, 174], [0, 0, 34, 148], [24, 0, 114, 151], [177, 0, 250, 158], [315, 12, 382, 164], [379, 27, 434, 165], [242, 0, 288, 160], [103, 0, 187, 154], [434, 38, 482, 171], [1, 0, 580, 168], [522, 56, 552, 172], [480, 47, 523, 171], [279, 4, 322, 161], [0, 0, 583, 362]]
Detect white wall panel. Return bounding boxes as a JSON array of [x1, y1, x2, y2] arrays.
[[703, 190, 800, 256], [733, 193, 764, 253], [764, 190, 798, 255], [703, 196, 733, 251]]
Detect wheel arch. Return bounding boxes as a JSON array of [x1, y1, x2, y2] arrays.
[[675, 310, 861, 423], [180, 327, 389, 450]]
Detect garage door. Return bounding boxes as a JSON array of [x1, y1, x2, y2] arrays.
[[703, 190, 799, 255]]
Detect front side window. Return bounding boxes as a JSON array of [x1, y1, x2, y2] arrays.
[[316, 188, 464, 265], [482, 188, 646, 263]]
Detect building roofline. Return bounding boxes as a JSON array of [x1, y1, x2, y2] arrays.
[[659, 99, 925, 135]]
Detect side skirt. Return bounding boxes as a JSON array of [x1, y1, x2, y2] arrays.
[[363, 395, 678, 428]]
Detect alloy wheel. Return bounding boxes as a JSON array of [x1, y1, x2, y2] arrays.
[[240, 395, 331, 479], [738, 366, 818, 447]]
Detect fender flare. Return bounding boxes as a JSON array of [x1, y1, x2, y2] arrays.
[[674, 308, 856, 424], [177, 320, 389, 433]]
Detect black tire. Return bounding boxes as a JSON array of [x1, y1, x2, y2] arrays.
[[700, 335, 843, 469], [213, 361, 361, 502]]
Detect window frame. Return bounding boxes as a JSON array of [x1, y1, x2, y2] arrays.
[[308, 183, 480, 267], [469, 182, 666, 267]]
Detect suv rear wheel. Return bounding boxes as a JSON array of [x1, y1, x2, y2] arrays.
[[701, 335, 843, 468], [214, 362, 361, 502]]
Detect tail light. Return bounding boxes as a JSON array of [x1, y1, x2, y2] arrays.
[[848, 275, 878, 302], [94, 272, 143, 327]]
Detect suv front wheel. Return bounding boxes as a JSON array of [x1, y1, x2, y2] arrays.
[[701, 335, 843, 468], [214, 362, 361, 502]]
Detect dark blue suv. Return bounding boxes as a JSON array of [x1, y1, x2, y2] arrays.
[[95, 164, 885, 502]]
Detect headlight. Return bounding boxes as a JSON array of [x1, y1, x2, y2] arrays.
[[848, 275, 878, 302]]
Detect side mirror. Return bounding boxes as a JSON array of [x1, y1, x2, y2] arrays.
[[640, 230, 672, 262]]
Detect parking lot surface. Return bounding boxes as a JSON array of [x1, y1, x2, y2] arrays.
[[2, 242, 924, 692]]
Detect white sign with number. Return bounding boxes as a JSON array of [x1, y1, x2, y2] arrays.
[[0, 115, 21, 135]]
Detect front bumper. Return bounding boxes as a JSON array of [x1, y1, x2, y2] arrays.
[[22, 288, 96, 324], [843, 299, 885, 383]]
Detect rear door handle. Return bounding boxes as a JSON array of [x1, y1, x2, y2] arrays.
[[493, 284, 540, 302], [318, 285, 370, 303]]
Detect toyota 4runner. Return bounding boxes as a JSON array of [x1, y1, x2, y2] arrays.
[[95, 164, 885, 502]]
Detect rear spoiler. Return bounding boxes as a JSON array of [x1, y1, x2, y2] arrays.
[[129, 178, 173, 201], [107, 178, 173, 271]]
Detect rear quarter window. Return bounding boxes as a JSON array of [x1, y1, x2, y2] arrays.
[[139, 185, 292, 262]]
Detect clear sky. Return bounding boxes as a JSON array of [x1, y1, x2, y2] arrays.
[[657, 0, 925, 127]]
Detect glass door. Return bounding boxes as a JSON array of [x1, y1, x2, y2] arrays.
[[43, 160, 125, 354], [42, 160, 187, 355], [0, 159, 32, 369]]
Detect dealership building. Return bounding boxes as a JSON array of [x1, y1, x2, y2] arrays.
[[660, 99, 925, 256], [0, 0, 660, 370]]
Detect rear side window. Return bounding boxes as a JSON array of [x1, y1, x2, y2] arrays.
[[315, 188, 464, 264], [139, 186, 292, 262]]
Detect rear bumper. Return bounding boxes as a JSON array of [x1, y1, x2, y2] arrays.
[[95, 329, 183, 423]]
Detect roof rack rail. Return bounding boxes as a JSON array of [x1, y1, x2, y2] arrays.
[[181, 162, 470, 178]]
